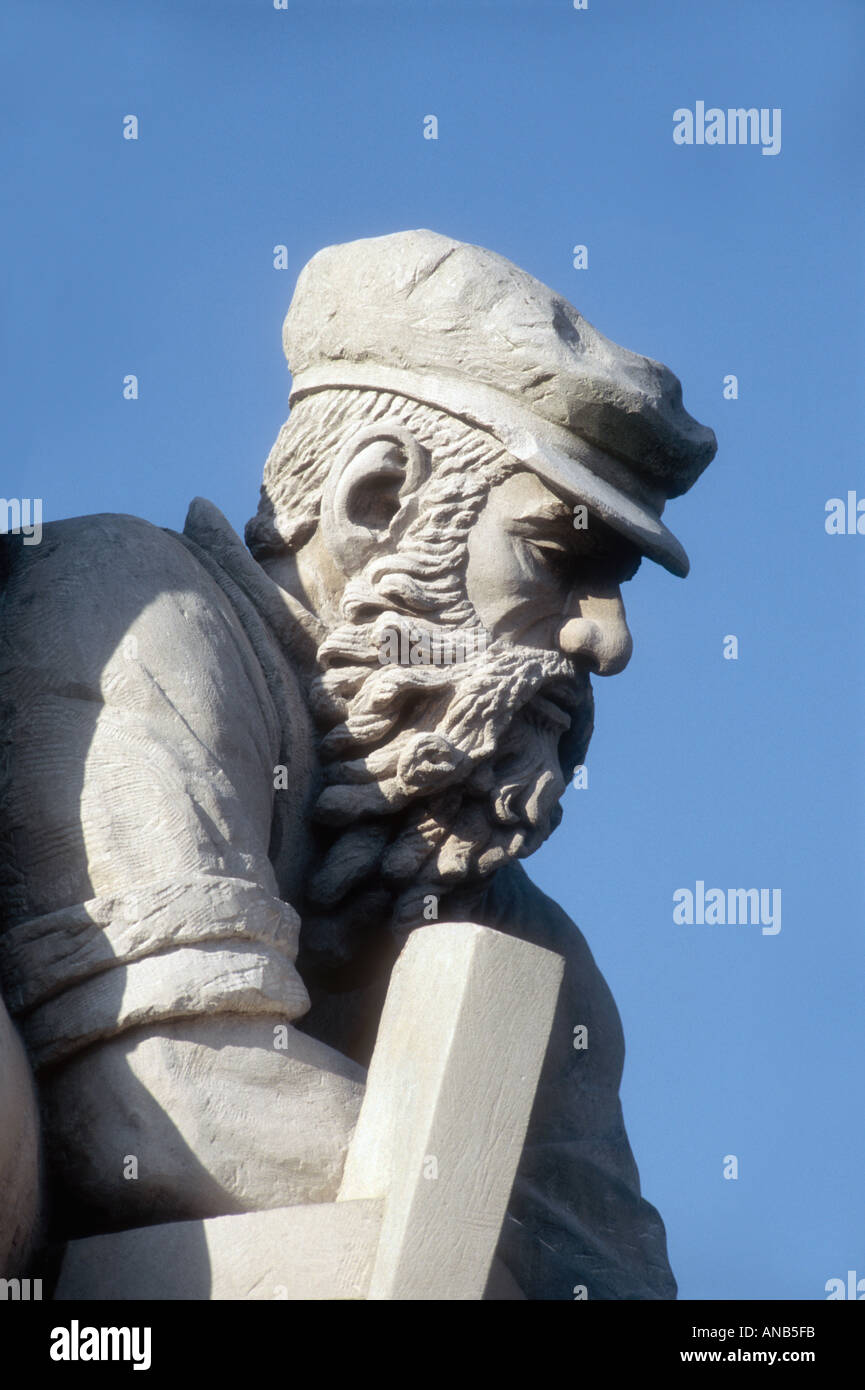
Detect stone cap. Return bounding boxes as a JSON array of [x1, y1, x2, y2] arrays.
[[282, 230, 717, 576]]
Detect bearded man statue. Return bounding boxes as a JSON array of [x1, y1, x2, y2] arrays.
[[0, 230, 716, 1299]]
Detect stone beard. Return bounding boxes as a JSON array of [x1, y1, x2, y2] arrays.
[[247, 387, 596, 974]]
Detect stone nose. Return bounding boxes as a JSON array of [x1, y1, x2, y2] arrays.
[[557, 586, 633, 676]]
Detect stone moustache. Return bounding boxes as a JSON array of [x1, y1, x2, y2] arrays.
[[0, 230, 715, 1299]]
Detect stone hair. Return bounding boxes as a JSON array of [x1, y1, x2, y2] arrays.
[[246, 389, 523, 625]]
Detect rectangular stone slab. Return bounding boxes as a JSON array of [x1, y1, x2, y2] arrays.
[[54, 1199, 383, 1301], [339, 920, 563, 1300]]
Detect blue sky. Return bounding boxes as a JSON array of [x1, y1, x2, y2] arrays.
[[3, 0, 863, 1299]]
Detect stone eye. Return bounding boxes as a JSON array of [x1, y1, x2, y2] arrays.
[[525, 539, 573, 579]]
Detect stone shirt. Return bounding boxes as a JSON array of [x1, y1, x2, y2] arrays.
[[0, 504, 314, 1069]]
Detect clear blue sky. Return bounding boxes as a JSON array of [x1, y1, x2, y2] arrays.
[[3, 0, 863, 1300]]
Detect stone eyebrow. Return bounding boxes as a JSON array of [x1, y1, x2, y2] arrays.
[[511, 497, 642, 579], [515, 499, 574, 525]]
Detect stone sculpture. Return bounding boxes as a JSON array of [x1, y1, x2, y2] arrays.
[[0, 230, 716, 1299]]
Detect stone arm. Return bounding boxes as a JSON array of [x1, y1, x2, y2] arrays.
[[0, 516, 363, 1242]]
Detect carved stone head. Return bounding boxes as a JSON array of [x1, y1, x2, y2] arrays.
[[246, 231, 716, 963]]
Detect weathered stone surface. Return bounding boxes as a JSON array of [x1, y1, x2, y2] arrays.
[[40, 1016, 365, 1234], [0, 997, 40, 1274], [284, 230, 716, 575], [0, 230, 714, 1295], [55, 1201, 383, 1301], [340, 921, 563, 1299]]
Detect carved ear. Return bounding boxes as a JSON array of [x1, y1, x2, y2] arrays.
[[320, 424, 429, 572]]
